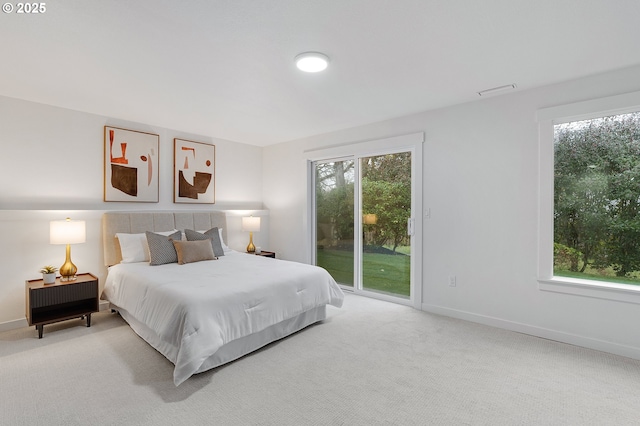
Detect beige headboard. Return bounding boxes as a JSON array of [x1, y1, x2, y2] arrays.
[[102, 211, 228, 266]]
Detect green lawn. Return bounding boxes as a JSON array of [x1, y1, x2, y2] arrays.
[[317, 248, 410, 297], [555, 269, 640, 286]]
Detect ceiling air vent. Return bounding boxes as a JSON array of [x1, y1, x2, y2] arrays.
[[478, 84, 517, 97]]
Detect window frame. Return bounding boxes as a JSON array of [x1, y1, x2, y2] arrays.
[[537, 90, 640, 304]]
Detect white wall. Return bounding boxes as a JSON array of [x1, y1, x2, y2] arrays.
[[263, 64, 640, 359], [0, 96, 266, 328], [0, 96, 263, 210]]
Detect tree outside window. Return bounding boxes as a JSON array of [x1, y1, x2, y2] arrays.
[[554, 112, 640, 284]]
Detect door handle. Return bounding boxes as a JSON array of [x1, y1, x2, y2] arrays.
[[407, 218, 414, 236]]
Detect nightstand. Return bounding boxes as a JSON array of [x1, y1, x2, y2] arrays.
[[254, 251, 276, 258], [25, 273, 99, 338]]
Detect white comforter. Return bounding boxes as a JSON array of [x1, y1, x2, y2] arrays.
[[103, 252, 344, 385]]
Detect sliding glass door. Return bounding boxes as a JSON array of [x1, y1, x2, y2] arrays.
[[315, 158, 355, 288], [361, 152, 412, 298], [313, 150, 414, 302]]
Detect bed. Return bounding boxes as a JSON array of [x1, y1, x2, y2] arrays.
[[101, 211, 344, 386]]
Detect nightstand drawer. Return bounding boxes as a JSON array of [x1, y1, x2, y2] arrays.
[[29, 281, 98, 308], [255, 251, 276, 258]]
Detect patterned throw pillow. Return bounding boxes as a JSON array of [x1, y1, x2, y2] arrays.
[[184, 228, 225, 257], [117, 229, 179, 263], [146, 230, 182, 265], [172, 239, 217, 265]]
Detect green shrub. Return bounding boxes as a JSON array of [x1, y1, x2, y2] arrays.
[[554, 243, 582, 271]]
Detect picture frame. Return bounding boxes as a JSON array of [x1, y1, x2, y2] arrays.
[[104, 126, 159, 202], [173, 138, 216, 204]]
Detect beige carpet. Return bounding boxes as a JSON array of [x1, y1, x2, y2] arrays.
[[2, 294, 640, 425]]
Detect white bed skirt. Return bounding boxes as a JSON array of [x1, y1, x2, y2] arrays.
[[113, 304, 327, 378]]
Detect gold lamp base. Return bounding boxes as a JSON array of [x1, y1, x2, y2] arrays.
[[60, 244, 78, 281], [246, 232, 256, 253]]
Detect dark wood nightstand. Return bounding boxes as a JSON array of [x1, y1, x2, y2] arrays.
[[254, 251, 276, 258], [25, 273, 99, 338]]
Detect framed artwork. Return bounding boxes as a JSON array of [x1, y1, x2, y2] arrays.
[[104, 126, 159, 202], [173, 139, 216, 204]]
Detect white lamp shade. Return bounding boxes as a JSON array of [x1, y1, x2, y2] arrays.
[[242, 216, 261, 232], [50, 218, 86, 245]]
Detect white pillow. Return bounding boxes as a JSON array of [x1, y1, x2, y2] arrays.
[[218, 228, 231, 253], [197, 228, 231, 253], [117, 230, 179, 263]]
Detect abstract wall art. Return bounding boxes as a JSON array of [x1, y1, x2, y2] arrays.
[[174, 139, 215, 204], [104, 126, 159, 202]]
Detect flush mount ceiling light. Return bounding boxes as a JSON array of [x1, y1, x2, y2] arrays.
[[295, 52, 329, 73]]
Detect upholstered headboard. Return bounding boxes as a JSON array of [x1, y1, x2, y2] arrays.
[[102, 211, 228, 266]]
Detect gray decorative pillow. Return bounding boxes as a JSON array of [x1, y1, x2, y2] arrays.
[[146, 230, 182, 265], [172, 239, 216, 265], [184, 228, 225, 257]]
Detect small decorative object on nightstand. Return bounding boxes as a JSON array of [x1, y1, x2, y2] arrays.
[[39, 265, 58, 285], [25, 272, 99, 338]]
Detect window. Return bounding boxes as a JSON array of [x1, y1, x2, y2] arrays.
[[538, 91, 640, 303], [554, 113, 640, 285]]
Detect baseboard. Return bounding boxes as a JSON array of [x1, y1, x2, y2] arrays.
[[0, 318, 28, 333], [421, 303, 640, 361]]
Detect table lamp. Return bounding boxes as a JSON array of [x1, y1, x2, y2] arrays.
[[242, 216, 261, 253], [50, 218, 86, 281]]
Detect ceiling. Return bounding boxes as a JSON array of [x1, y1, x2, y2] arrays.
[[2, 0, 640, 146]]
